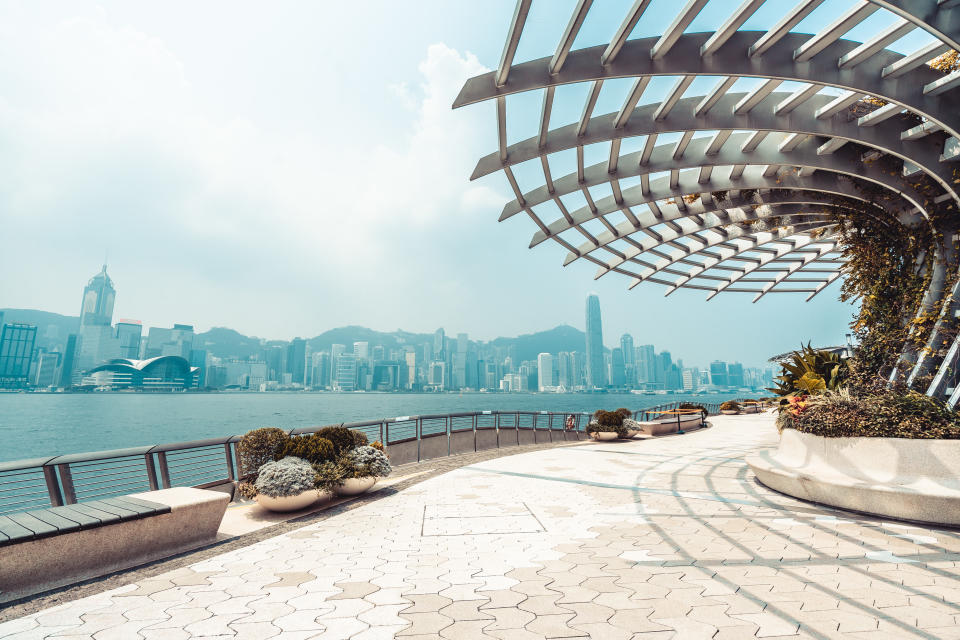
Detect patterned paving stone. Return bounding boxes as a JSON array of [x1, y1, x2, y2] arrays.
[[4, 414, 960, 640]]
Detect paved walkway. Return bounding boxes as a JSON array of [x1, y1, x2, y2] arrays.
[[2, 414, 959, 639]]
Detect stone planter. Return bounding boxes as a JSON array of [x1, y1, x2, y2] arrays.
[[720, 410, 740, 415], [591, 431, 619, 441], [255, 489, 320, 512], [747, 429, 960, 526], [624, 429, 640, 438], [336, 476, 377, 496]]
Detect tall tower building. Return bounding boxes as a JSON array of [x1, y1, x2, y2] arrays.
[[79, 265, 116, 329], [537, 353, 554, 391], [584, 294, 606, 388]]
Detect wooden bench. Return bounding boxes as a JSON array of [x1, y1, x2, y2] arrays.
[[0, 487, 228, 604], [0, 496, 171, 547]]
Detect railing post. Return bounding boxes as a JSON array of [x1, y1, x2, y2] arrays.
[[57, 463, 77, 504], [157, 451, 172, 489], [224, 443, 236, 481], [380, 421, 385, 445], [416, 418, 422, 463], [473, 413, 478, 452], [447, 415, 451, 456], [144, 453, 160, 491], [42, 465, 63, 507]]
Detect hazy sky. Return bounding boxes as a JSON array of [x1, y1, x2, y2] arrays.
[[0, 0, 931, 367]]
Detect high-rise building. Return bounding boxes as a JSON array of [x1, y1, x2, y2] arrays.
[[585, 294, 606, 388], [115, 320, 142, 359], [454, 333, 469, 389], [353, 341, 369, 361], [287, 338, 306, 384], [59, 334, 80, 388], [433, 329, 445, 361], [537, 353, 554, 391], [727, 362, 745, 388], [710, 361, 729, 388], [334, 352, 357, 391], [620, 333, 635, 387], [682, 368, 701, 391], [636, 344, 656, 384], [79, 265, 116, 329], [557, 351, 574, 389], [610, 348, 626, 387], [0, 323, 37, 389], [32, 351, 61, 388]]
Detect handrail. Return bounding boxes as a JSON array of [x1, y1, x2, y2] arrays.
[[0, 403, 725, 515]]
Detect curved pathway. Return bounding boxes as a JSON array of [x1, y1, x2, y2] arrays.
[[2, 414, 959, 639]]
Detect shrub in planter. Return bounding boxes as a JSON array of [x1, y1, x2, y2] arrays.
[[720, 400, 741, 413], [254, 457, 317, 498], [588, 410, 628, 438], [237, 427, 289, 499], [344, 446, 392, 478], [768, 343, 849, 398], [370, 440, 387, 455], [614, 407, 633, 421], [314, 426, 365, 456], [277, 434, 335, 465], [678, 402, 707, 416]]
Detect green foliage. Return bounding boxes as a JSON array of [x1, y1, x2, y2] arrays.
[[614, 408, 633, 420], [314, 426, 362, 457], [790, 387, 960, 439], [720, 400, 740, 411], [313, 461, 347, 493], [237, 427, 289, 482], [351, 430, 369, 448], [588, 409, 628, 436], [768, 344, 849, 398], [277, 434, 335, 465], [343, 446, 392, 478], [253, 457, 317, 498]]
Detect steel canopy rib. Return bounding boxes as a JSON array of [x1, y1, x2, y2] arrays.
[[549, 0, 593, 75], [650, 0, 710, 60], [793, 1, 879, 62], [496, 0, 532, 87], [749, 0, 827, 57], [701, 0, 767, 57], [602, 0, 655, 65], [838, 18, 915, 69]]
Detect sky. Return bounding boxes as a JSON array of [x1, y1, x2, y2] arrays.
[[0, 0, 934, 368]]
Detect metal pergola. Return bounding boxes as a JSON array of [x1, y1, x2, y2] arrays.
[[454, 0, 960, 401]]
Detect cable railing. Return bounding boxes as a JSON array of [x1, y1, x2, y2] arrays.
[[0, 402, 724, 516]]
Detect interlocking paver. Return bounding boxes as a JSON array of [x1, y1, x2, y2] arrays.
[[4, 414, 959, 640]]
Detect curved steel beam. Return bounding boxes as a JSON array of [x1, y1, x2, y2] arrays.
[[453, 32, 960, 142], [865, 0, 960, 52], [471, 92, 958, 207]]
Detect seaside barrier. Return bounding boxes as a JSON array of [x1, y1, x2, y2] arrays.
[[0, 401, 722, 516]]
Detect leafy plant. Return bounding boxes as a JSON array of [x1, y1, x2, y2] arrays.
[[768, 344, 849, 400], [237, 427, 289, 482], [313, 461, 347, 493], [678, 402, 707, 416], [314, 426, 364, 456], [369, 440, 386, 455], [277, 434, 335, 465], [786, 387, 960, 439], [343, 446, 392, 478], [720, 400, 740, 412], [588, 410, 628, 437], [253, 457, 317, 498]]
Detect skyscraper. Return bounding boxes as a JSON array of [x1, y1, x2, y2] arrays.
[[0, 323, 37, 389], [115, 320, 142, 359], [710, 361, 729, 388], [636, 344, 656, 385], [79, 265, 116, 329], [287, 338, 306, 384], [537, 353, 554, 391], [727, 362, 745, 388], [620, 333, 635, 387], [584, 294, 606, 388], [610, 348, 626, 387]]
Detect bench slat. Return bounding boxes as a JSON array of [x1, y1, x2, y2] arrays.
[[104, 497, 170, 517], [83, 500, 142, 521], [6, 512, 59, 539], [44, 505, 101, 529], [113, 495, 171, 513], [63, 503, 122, 526], [25, 508, 83, 535], [0, 515, 35, 543]]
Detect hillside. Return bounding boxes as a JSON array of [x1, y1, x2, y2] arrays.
[[0, 308, 79, 350], [489, 324, 590, 362]]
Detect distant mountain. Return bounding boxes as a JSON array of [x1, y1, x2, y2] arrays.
[[307, 326, 434, 354], [489, 325, 588, 362], [0, 308, 79, 350], [195, 327, 268, 360]]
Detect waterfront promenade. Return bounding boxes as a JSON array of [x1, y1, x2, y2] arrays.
[[2, 414, 959, 639]]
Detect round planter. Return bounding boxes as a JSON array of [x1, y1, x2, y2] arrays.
[[255, 489, 320, 512], [720, 410, 740, 415], [591, 431, 619, 441], [336, 476, 377, 496], [624, 429, 640, 438], [747, 429, 960, 526]]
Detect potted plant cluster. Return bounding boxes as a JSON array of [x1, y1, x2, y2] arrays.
[[236, 425, 391, 512], [587, 408, 632, 440], [720, 400, 741, 415]]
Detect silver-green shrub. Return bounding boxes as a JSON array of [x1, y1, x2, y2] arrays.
[[345, 446, 392, 478], [253, 456, 317, 498]]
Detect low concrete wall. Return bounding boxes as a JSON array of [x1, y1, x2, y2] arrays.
[[386, 440, 418, 466], [518, 429, 536, 446], [747, 429, 960, 526], [450, 430, 476, 455], [419, 434, 449, 460], [0, 488, 227, 604], [475, 429, 498, 452]]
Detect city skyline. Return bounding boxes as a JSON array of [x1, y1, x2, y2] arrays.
[[0, 1, 857, 369]]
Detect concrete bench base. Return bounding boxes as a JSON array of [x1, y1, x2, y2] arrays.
[[747, 429, 960, 526], [0, 487, 228, 604], [627, 416, 704, 436]]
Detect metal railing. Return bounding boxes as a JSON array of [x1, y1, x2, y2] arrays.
[[0, 403, 723, 516]]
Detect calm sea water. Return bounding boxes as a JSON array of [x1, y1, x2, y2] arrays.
[[0, 392, 740, 463]]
